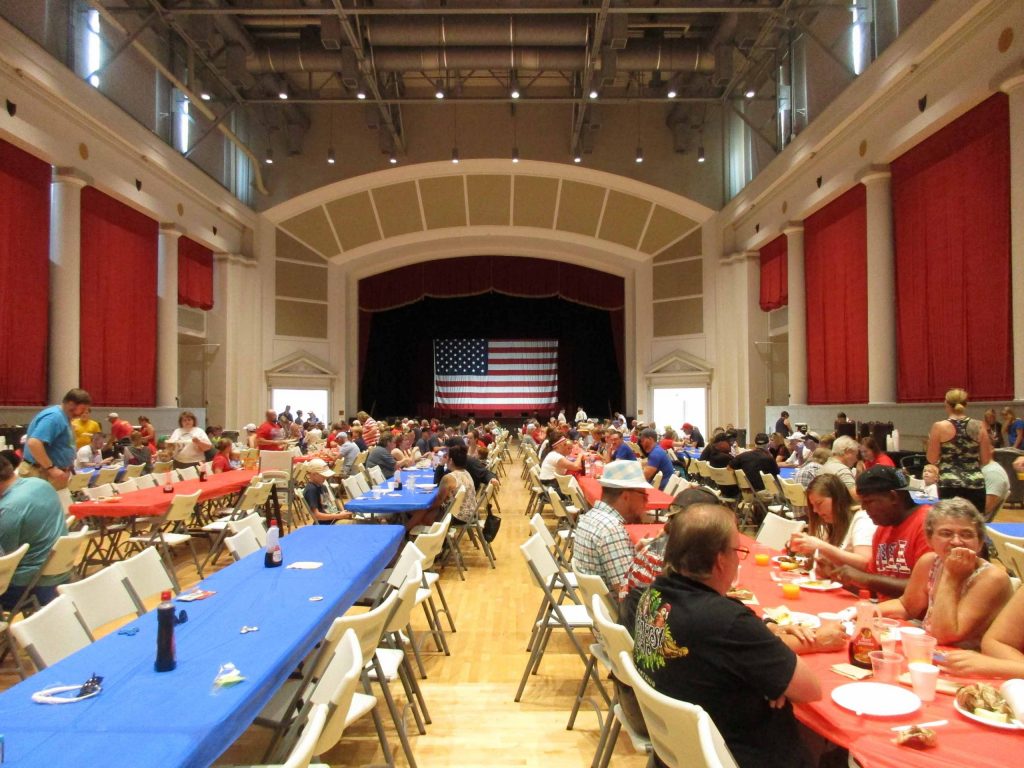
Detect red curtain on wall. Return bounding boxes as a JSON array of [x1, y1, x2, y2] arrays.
[[759, 234, 788, 311], [178, 236, 214, 310], [358, 256, 626, 379], [892, 93, 1012, 402], [0, 140, 50, 405], [804, 185, 868, 404], [80, 187, 158, 406]]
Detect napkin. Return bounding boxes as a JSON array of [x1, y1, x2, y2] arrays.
[[1001, 679, 1024, 721], [831, 663, 872, 681], [286, 561, 324, 570]]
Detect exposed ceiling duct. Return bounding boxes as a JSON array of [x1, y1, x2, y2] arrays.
[[248, 39, 715, 75], [364, 17, 590, 47]]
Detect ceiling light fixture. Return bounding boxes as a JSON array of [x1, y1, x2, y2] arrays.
[[278, 85, 289, 100], [635, 147, 644, 164], [451, 147, 460, 164], [264, 147, 274, 165], [389, 150, 398, 164], [573, 150, 582, 164], [512, 146, 520, 164], [356, 84, 367, 100], [744, 88, 756, 99], [435, 81, 445, 99], [510, 72, 521, 100], [697, 145, 706, 163], [589, 88, 599, 100], [327, 146, 336, 165], [666, 86, 678, 99]]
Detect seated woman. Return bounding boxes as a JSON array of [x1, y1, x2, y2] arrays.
[[858, 436, 894, 471], [210, 438, 236, 474], [789, 474, 875, 572], [406, 443, 478, 532], [768, 432, 790, 464], [538, 435, 584, 493], [390, 432, 418, 470], [942, 586, 1024, 677], [878, 498, 1012, 649]]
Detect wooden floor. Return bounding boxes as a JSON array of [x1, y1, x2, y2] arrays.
[[2, 448, 1022, 767]]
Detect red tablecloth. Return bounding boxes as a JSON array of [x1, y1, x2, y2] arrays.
[[577, 476, 674, 509], [69, 470, 257, 519]]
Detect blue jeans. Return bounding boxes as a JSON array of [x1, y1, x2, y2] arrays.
[[1, 583, 59, 612]]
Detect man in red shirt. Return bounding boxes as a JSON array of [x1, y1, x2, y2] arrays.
[[830, 465, 931, 598], [356, 410, 380, 447], [107, 412, 133, 443], [256, 410, 286, 450]]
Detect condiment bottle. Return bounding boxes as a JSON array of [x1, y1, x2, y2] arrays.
[[848, 589, 881, 668], [155, 590, 177, 672], [394, 468, 402, 491], [264, 518, 283, 568]]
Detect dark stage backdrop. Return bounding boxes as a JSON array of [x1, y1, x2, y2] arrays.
[[360, 293, 623, 419]]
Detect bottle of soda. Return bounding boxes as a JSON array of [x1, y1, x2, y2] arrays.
[[155, 590, 177, 672], [198, 464, 207, 482], [163, 470, 174, 494], [264, 518, 283, 568]]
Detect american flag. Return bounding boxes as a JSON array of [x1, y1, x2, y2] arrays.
[[433, 339, 559, 410]]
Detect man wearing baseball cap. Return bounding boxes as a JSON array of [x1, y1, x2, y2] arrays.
[[828, 465, 931, 598], [571, 460, 651, 597], [302, 458, 352, 524]]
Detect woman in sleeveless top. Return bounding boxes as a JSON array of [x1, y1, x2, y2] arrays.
[[878, 498, 1011, 649], [926, 387, 991, 512]]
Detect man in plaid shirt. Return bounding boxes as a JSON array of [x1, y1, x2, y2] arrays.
[[571, 460, 650, 597]]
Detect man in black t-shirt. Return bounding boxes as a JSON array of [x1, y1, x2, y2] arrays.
[[698, 431, 733, 467], [633, 505, 829, 768], [730, 432, 780, 492]]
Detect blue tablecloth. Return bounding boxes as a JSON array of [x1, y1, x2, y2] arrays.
[[0, 524, 403, 767], [80, 465, 127, 484], [778, 466, 796, 480], [345, 468, 439, 515], [988, 522, 1024, 538]]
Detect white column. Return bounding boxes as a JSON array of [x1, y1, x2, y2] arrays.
[[1002, 75, 1024, 400], [207, 254, 262, 429], [859, 166, 897, 403], [157, 226, 182, 407], [783, 224, 807, 405], [48, 169, 88, 402]]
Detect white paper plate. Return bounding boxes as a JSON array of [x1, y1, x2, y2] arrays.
[[952, 698, 1024, 730], [794, 578, 843, 591], [831, 682, 921, 717], [415, 483, 437, 489], [763, 608, 820, 628]]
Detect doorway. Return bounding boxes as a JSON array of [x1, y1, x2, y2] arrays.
[[270, 388, 329, 424], [651, 387, 707, 437]]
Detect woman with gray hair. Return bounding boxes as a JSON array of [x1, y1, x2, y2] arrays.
[[878, 497, 1011, 649]]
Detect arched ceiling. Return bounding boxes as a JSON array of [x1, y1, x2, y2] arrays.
[[267, 159, 710, 264]]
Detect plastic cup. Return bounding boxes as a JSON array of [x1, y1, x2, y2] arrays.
[[908, 662, 939, 702], [817, 612, 843, 633], [901, 630, 937, 665], [869, 651, 904, 684], [781, 582, 801, 600], [755, 553, 771, 566]]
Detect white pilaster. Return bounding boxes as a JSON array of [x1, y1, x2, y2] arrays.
[[157, 226, 183, 407], [859, 166, 897, 403], [632, 263, 653, 419], [48, 169, 88, 402], [783, 224, 807, 405], [1002, 75, 1024, 400]]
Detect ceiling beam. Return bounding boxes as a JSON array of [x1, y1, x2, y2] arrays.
[[569, 0, 612, 158], [244, 95, 724, 105]]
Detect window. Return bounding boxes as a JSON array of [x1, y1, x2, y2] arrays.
[[85, 9, 101, 87], [851, 2, 871, 76], [176, 92, 190, 153]]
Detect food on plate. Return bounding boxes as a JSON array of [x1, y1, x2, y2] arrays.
[[893, 725, 937, 749], [727, 586, 754, 601], [956, 683, 1015, 722], [799, 579, 836, 589], [773, 554, 811, 571]]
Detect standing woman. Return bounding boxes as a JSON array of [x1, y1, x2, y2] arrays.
[[167, 410, 211, 469], [137, 415, 157, 452], [927, 388, 991, 511]]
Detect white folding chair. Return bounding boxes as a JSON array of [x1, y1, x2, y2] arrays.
[[10, 594, 92, 673], [66, 472, 92, 496], [228, 512, 268, 548], [94, 466, 120, 486], [367, 464, 386, 486], [618, 651, 739, 768], [986, 525, 1024, 575], [83, 484, 115, 500], [57, 562, 140, 638], [755, 513, 806, 551], [0, 544, 30, 677], [225, 528, 261, 561], [177, 465, 200, 481], [6, 528, 94, 623], [119, 547, 176, 612], [565, 567, 613, 730], [123, 463, 146, 479], [125, 490, 203, 590], [134, 473, 158, 489], [112, 478, 137, 495]]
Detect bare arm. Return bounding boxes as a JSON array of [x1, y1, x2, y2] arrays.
[[783, 657, 822, 703], [977, 420, 993, 465], [26, 437, 53, 468], [880, 553, 933, 620], [833, 564, 911, 599], [926, 421, 943, 465]]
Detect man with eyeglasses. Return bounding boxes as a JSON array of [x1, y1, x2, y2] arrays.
[[571, 460, 650, 598], [633, 504, 841, 768], [827, 465, 932, 598]]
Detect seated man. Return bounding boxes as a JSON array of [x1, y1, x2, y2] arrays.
[[633, 504, 831, 768], [571, 460, 650, 597], [601, 429, 636, 463], [302, 458, 352, 525], [795, 447, 830, 488], [365, 432, 399, 480], [335, 432, 360, 477], [828, 466, 932, 598], [698, 431, 734, 468], [638, 428, 674, 491], [729, 432, 779, 493], [415, 426, 442, 455], [681, 422, 705, 448], [820, 435, 860, 498], [75, 432, 112, 470], [981, 459, 1010, 521], [0, 455, 69, 610]]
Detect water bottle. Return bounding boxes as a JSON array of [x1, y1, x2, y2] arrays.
[[264, 519, 283, 568], [155, 590, 177, 672]]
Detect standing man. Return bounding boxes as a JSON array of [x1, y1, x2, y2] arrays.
[[107, 412, 133, 445], [20, 388, 91, 489], [0, 455, 69, 609], [633, 504, 828, 768], [256, 410, 287, 450], [774, 410, 793, 437], [356, 410, 380, 448], [572, 460, 650, 597], [638, 428, 673, 491], [829, 466, 932, 598], [574, 405, 588, 424]]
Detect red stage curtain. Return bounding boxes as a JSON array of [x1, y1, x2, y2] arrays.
[[178, 236, 214, 310], [892, 94, 1012, 402], [80, 188, 158, 406], [0, 141, 50, 405], [759, 234, 788, 311], [358, 256, 625, 381], [804, 186, 868, 404]]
